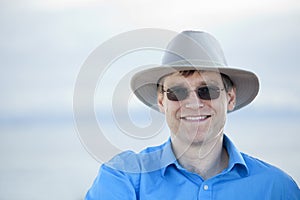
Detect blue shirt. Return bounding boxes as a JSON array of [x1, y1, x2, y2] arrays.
[[85, 135, 300, 199]]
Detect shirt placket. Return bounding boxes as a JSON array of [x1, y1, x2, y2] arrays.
[[198, 181, 212, 199]]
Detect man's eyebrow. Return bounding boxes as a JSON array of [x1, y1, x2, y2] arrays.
[[199, 80, 220, 85], [166, 83, 185, 89]]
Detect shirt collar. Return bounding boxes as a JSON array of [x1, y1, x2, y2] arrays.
[[160, 135, 249, 177], [160, 138, 177, 176], [223, 134, 249, 177]]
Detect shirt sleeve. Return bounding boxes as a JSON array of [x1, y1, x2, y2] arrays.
[[85, 164, 139, 200], [273, 174, 300, 200], [263, 167, 300, 200]]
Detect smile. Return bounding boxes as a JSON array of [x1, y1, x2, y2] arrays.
[[180, 115, 211, 121]]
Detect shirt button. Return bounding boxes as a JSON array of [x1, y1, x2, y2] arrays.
[[203, 185, 209, 190]]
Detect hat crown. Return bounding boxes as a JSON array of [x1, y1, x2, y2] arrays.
[[162, 31, 228, 66]]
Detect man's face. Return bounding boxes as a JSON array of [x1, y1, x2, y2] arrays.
[[158, 71, 236, 146]]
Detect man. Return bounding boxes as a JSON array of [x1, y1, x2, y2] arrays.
[[85, 31, 299, 199]]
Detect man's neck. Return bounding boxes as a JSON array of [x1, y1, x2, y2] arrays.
[[171, 134, 229, 180]]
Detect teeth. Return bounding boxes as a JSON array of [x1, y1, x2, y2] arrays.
[[182, 116, 209, 121]]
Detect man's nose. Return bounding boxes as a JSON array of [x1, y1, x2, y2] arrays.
[[183, 91, 205, 109]]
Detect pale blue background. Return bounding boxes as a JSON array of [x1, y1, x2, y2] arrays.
[[0, 0, 299, 199]]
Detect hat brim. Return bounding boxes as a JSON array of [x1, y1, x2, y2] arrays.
[[130, 65, 259, 113]]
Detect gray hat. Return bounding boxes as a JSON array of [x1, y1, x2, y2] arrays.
[[131, 30, 259, 112]]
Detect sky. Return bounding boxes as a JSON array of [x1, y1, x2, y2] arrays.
[[0, 0, 299, 121], [0, 1, 300, 198]]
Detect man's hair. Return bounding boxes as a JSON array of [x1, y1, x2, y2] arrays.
[[157, 70, 234, 93]]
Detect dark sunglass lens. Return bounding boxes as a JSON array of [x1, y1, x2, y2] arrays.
[[198, 86, 220, 100], [167, 87, 188, 101]]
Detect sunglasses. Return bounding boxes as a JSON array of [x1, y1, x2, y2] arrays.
[[162, 85, 225, 101]]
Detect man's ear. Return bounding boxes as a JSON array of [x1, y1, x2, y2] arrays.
[[227, 87, 236, 112], [157, 91, 165, 114]]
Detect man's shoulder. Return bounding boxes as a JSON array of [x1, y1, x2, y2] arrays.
[[241, 152, 284, 173], [241, 152, 298, 185], [104, 141, 169, 173]]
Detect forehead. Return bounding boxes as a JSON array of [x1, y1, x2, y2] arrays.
[[162, 71, 223, 86]]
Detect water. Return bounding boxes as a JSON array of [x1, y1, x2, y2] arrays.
[[0, 123, 99, 200], [0, 113, 299, 199]]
